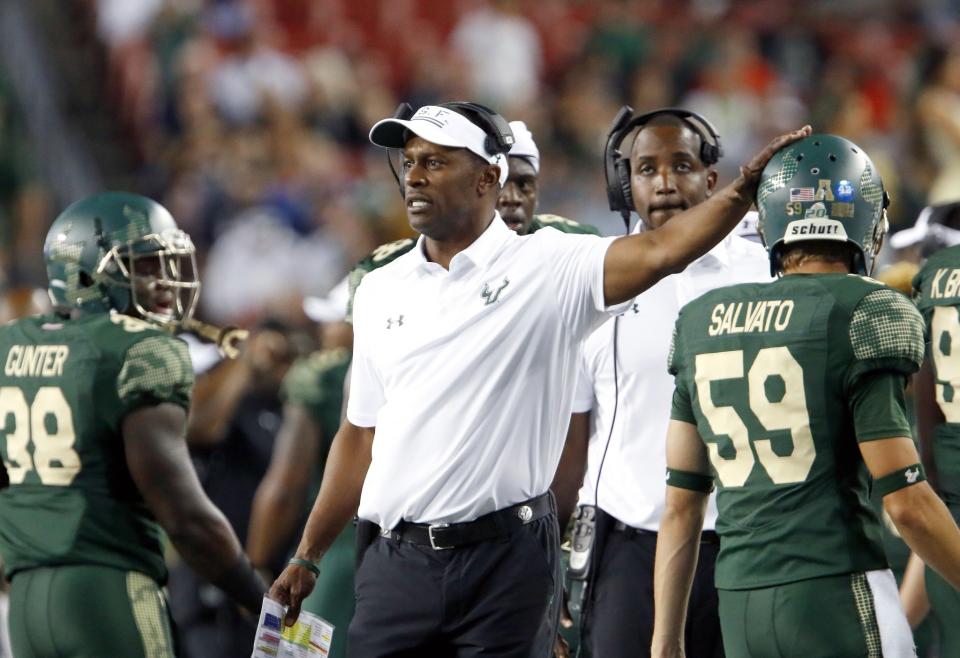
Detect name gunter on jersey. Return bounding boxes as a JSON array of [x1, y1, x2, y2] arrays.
[[4, 345, 70, 377]]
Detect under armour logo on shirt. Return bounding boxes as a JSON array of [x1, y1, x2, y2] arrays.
[[905, 467, 920, 483], [481, 278, 510, 306], [386, 315, 404, 329]]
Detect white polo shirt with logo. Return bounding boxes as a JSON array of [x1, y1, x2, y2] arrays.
[[347, 214, 627, 530], [575, 226, 772, 531]]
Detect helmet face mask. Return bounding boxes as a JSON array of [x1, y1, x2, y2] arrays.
[[44, 192, 200, 329], [756, 134, 888, 276], [103, 228, 200, 327]]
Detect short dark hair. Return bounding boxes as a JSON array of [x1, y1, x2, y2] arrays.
[[630, 115, 707, 162], [777, 240, 857, 274]]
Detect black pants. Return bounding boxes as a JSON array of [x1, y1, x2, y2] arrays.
[[348, 513, 559, 657], [584, 520, 723, 658]]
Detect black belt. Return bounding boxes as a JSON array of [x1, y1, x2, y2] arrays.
[[382, 493, 553, 551], [613, 521, 719, 545]]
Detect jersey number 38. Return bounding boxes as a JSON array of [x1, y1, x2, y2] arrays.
[[0, 386, 80, 486]]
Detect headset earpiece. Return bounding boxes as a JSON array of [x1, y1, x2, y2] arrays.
[[604, 106, 637, 221], [700, 141, 721, 166], [439, 101, 515, 156], [603, 106, 724, 225]]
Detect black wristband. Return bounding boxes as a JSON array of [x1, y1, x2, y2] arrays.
[[874, 463, 926, 497], [666, 467, 714, 493], [210, 553, 267, 613]]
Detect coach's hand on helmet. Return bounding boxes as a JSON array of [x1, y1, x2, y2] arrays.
[[734, 125, 813, 200]]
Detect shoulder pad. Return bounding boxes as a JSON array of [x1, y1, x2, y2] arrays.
[[117, 334, 194, 408], [347, 239, 417, 323], [282, 348, 350, 407], [531, 214, 600, 235], [849, 288, 924, 369], [369, 238, 416, 265], [295, 348, 351, 376], [108, 313, 162, 334]]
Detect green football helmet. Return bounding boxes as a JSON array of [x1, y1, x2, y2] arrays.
[[756, 134, 889, 275], [43, 192, 200, 328]]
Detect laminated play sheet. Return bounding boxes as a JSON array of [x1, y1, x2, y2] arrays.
[[251, 596, 334, 658]]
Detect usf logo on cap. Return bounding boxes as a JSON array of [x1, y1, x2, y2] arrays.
[[369, 104, 510, 185]]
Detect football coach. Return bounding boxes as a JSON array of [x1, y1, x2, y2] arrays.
[[269, 101, 810, 656]]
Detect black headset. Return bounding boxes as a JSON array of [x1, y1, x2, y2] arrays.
[[439, 101, 515, 156], [603, 106, 723, 225], [386, 101, 515, 197]]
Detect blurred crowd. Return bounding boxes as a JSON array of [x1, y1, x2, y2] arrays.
[[3, 0, 960, 327], [0, 2, 959, 655]]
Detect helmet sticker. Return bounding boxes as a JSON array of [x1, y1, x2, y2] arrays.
[[832, 202, 855, 218], [804, 202, 829, 219], [814, 179, 834, 201], [835, 179, 855, 202]]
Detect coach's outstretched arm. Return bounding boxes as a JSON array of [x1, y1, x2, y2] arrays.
[[268, 420, 374, 626], [603, 126, 811, 305]]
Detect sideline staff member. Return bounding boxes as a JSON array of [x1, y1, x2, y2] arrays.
[[270, 101, 810, 655], [559, 109, 771, 657]]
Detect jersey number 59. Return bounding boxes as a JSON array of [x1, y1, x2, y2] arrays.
[[695, 347, 816, 487]]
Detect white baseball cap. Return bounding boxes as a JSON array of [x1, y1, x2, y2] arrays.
[[508, 121, 540, 173], [303, 276, 349, 323], [889, 203, 960, 250], [369, 105, 509, 185]]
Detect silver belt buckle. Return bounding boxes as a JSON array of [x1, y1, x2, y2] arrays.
[[428, 523, 452, 550]]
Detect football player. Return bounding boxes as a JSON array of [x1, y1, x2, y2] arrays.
[[652, 136, 960, 657], [909, 218, 960, 656], [0, 192, 265, 658]]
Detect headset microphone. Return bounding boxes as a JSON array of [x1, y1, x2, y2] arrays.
[[386, 103, 414, 198]]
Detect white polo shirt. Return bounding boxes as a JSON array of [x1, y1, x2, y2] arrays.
[[347, 214, 628, 529], [576, 224, 772, 531]]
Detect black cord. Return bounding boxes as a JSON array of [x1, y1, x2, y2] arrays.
[[387, 149, 404, 198], [592, 315, 620, 513], [575, 222, 630, 658], [593, 215, 632, 515]]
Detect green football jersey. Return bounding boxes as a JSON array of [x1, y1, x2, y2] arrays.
[[0, 312, 194, 583], [914, 244, 960, 509], [669, 274, 924, 590], [345, 214, 599, 321], [281, 347, 351, 499]]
